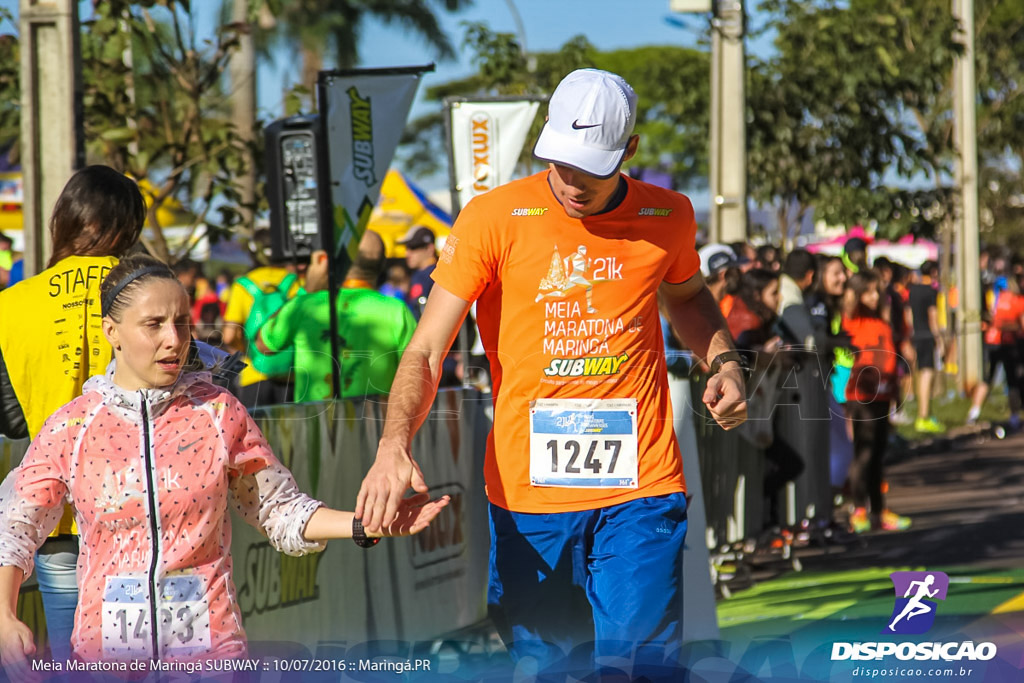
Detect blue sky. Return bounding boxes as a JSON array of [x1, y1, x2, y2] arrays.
[[261, 0, 716, 118], [0, 0, 717, 117], [268, 0, 726, 195], [0, 0, 740, 197]]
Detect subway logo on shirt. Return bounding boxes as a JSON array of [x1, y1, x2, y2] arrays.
[[544, 353, 630, 378]]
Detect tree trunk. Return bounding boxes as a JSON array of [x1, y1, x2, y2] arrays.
[[776, 203, 789, 248], [147, 204, 171, 263], [229, 0, 257, 238], [302, 46, 323, 110]]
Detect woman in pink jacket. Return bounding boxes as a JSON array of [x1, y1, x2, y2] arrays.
[[0, 254, 448, 673]]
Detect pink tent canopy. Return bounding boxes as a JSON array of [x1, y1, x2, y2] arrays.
[[804, 228, 939, 269]]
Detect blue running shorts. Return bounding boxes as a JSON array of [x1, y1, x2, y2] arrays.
[[487, 492, 688, 680]]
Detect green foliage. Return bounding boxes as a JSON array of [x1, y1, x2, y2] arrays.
[[400, 23, 711, 189], [751, 0, 1024, 253], [257, 0, 474, 96], [978, 165, 1024, 253], [78, 1, 255, 261], [814, 184, 952, 240], [749, 0, 960, 241], [917, 0, 1018, 252], [975, 0, 1024, 172], [462, 22, 527, 89], [4, 0, 474, 262], [283, 84, 311, 117]]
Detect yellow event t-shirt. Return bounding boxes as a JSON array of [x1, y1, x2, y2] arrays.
[[432, 171, 700, 514], [0, 254, 118, 536]]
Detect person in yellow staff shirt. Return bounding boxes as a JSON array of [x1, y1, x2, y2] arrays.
[[221, 230, 305, 409], [0, 166, 145, 661]]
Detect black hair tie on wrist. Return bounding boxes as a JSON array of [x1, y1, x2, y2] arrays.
[[101, 265, 169, 318]]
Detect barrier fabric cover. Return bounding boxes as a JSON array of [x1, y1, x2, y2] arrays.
[[237, 391, 491, 644], [5, 383, 721, 649]]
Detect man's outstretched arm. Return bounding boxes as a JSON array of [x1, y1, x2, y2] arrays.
[[356, 284, 472, 532]]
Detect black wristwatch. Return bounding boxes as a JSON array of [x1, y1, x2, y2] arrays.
[[709, 350, 746, 375], [352, 517, 381, 548]]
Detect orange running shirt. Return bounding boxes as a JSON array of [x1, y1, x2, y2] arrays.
[[432, 172, 700, 513], [719, 293, 736, 319], [842, 315, 898, 403], [987, 291, 1024, 345]]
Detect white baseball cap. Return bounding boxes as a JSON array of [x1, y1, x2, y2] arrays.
[[533, 69, 638, 179], [699, 243, 739, 278]]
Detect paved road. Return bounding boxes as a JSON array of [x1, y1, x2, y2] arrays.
[[709, 429, 1024, 683]]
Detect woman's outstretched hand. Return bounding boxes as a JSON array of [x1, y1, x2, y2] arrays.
[[371, 493, 450, 538]]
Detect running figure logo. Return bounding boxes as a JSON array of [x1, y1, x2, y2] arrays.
[[536, 245, 603, 313], [883, 571, 949, 635]]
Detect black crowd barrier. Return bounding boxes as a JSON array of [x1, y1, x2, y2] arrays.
[[773, 350, 833, 528], [690, 370, 765, 549], [689, 347, 833, 555]]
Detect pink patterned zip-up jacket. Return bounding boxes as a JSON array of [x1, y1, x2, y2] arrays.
[[0, 365, 325, 662]]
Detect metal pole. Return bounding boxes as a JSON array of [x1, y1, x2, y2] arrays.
[[19, 0, 82, 276], [441, 98, 470, 385], [952, 0, 982, 392], [443, 99, 462, 218], [714, 0, 748, 243], [315, 77, 342, 401], [708, 21, 722, 243]]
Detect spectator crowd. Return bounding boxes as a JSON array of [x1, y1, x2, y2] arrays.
[[4, 215, 1019, 539], [675, 236, 1023, 537]]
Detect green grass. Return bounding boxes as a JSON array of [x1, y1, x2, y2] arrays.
[[893, 383, 1009, 441], [717, 565, 1024, 637]]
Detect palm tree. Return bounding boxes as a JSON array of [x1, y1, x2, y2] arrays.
[[229, 0, 259, 237], [225, 0, 470, 239], [260, 0, 474, 96]]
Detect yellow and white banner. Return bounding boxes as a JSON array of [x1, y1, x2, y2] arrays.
[[448, 98, 541, 213]]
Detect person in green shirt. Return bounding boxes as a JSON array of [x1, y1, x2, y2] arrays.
[[0, 233, 12, 289], [257, 231, 416, 402]]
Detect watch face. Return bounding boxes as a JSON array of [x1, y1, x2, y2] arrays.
[[352, 519, 380, 548]]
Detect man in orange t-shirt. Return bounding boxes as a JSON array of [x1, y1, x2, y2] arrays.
[[356, 69, 747, 678]]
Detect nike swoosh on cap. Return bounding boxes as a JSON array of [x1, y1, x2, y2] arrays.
[[571, 120, 601, 130]]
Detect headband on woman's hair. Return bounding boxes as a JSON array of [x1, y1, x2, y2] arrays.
[[101, 265, 171, 317]]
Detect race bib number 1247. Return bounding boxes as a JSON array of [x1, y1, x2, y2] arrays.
[[529, 398, 638, 488]]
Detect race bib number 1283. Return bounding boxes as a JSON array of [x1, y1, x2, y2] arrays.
[[529, 398, 638, 488]]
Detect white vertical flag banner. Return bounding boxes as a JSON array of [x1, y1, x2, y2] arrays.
[[320, 67, 430, 264], [449, 99, 541, 213]]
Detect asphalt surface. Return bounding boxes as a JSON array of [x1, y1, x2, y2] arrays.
[[711, 427, 1024, 683], [827, 427, 1024, 571]]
